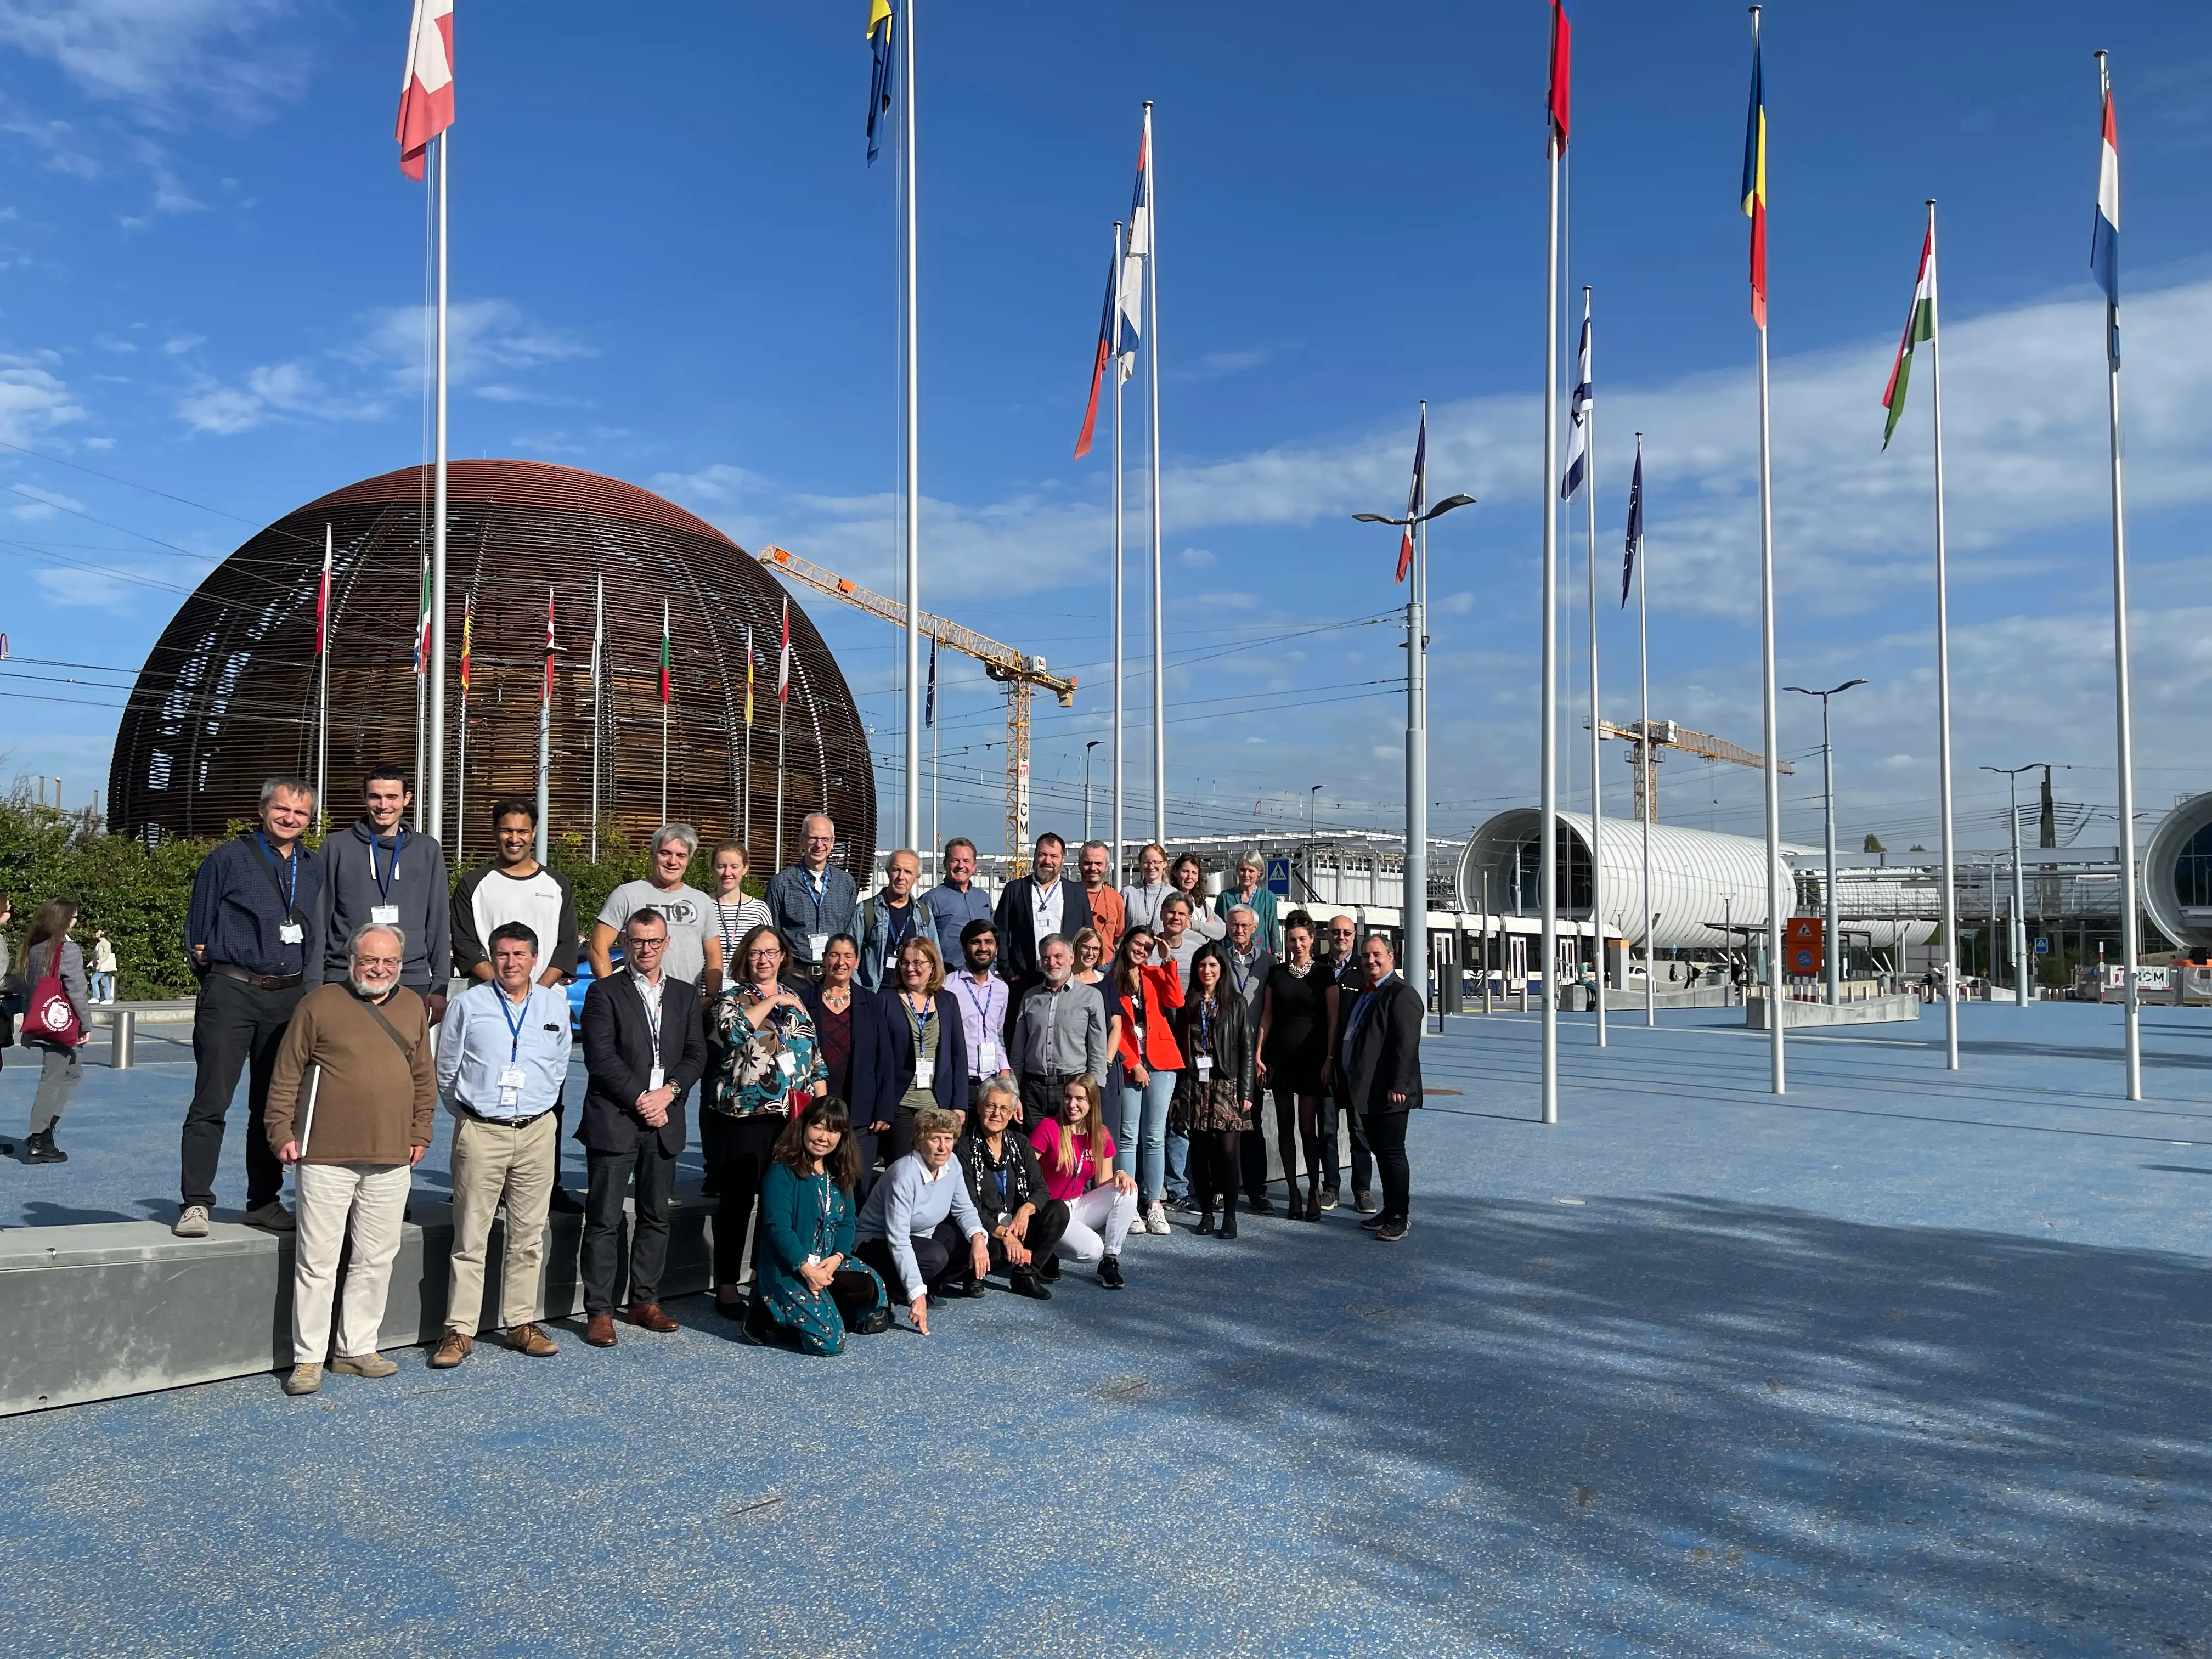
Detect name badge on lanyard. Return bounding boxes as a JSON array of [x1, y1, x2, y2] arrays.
[[909, 994, 935, 1091], [369, 832, 404, 929]]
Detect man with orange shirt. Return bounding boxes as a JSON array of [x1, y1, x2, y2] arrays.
[[1077, 840, 1124, 956]]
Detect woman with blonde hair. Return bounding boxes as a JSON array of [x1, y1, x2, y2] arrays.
[[869, 934, 969, 1165], [1120, 842, 1173, 934], [1029, 1075, 1139, 1288]]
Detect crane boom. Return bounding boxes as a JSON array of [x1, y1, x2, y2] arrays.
[[1597, 718, 1792, 821], [756, 545, 1076, 873]]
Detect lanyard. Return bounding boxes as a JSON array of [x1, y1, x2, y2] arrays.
[[904, 991, 934, 1034], [498, 987, 531, 1062], [1198, 996, 1213, 1050], [957, 973, 1000, 1030], [806, 867, 828, 920], [637, 977, 663, 1055], [717, 899, 747, 958], [884, 900, 914, 951], [370, 828, 405, 900], [256, 831, 299, 918]]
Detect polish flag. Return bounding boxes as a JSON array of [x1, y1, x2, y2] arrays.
[[396, 0, 454, 182]]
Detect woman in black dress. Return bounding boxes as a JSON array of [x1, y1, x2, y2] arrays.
[[1256, 911, 1339, 1220]]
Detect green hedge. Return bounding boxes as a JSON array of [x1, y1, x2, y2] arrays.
[[0, 800, 755, 1001]]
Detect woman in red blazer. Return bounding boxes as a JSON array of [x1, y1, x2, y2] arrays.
[[1109, 924, 1183, 1233]]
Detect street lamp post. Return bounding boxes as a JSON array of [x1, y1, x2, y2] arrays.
[[1355, 482, 1476, 1026], [1084, 740, 1102, 844], [1981, 762, 2053, 1007], [1307, 783, 1323, 905], [1786, 678, 1867, 1005]]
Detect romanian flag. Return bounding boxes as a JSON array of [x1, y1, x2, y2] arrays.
[[1742, 30, 1767, 328], [658, 599, 671, 703], [459, 590, 472, 698], [395, 0, 454, 183], [1548, 0, 1571, 153], [1881, 224, 1935, 450], [866, 0, 895, 166]]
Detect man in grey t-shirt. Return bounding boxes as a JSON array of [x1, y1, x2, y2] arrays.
[[588, 823, 720, 988]]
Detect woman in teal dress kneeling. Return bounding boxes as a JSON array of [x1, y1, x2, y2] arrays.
[[748, 1096, 891, 1354]]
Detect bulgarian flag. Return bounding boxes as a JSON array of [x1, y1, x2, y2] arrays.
[[1881, 223, 1935, 450], [658, 599, 672, 703]]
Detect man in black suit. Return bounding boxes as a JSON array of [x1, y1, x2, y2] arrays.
[[993, 832, 1093, 981], [1340, 932, 1423, 1243], [577, 907, 708, 1346]]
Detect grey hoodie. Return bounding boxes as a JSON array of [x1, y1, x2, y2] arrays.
[[312, 818, 453, 990]]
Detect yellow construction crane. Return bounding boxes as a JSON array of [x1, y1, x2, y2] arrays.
[[1597, 718, 1793, 822], [757, 545, 1077, 873]]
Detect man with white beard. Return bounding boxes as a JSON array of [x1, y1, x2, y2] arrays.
[[264, 922, 436, 1397]]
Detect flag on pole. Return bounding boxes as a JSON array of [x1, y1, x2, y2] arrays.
[[1548, 0, 1572, 151], [658, 599, 671, 703], [1742, 32, 1768, 328], [1560, 296, 1592, 499], [459, 589, 472, 697], [1126, 121, 1152, 259], [543, 589, 556, 704], [1074, 234, 1119, 459], [395, 0, 454, 182], [314, 535, 332, 656], [2092, 76, 2120, 366], [744, 626, 757, 727], [777, 597, 791, 706], [1396, 408, 1426, 584], [415, 556, 432, 675], [1881, 224, 1936, 449], [1119, 124, 1149, 373], [865, 0, 895, 165], [925, 636, 937, 729], [1622, 438, 1644, 607]]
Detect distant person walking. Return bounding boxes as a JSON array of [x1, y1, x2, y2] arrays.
[[177, 775, 326, 1238], [311, 766, 452, 1021], [88, 928, 117, 1005], [19, 899, 93, 1165], [765, 813, 859, 977], [591, 822, 720, 989], [266, 921, 436, 1396]]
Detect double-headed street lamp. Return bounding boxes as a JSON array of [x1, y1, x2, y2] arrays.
[[1980, 761, 2064, 1007], [1785, 678, 1867, 1004], [1354, 483, 1475, 1024]]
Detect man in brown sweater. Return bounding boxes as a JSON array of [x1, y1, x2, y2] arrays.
[[266, 920, 436, 1396]]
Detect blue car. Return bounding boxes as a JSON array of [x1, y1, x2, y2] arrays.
[[566, 945, 623, 1032]]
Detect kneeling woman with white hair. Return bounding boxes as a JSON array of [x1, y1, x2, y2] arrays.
[[1028, 1076, 1139, 1289]]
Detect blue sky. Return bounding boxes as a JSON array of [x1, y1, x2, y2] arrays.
[[2, 0, 2209, 867]]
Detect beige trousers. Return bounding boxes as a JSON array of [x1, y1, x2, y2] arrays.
[[445, 1110, 558, 1334], [293, 1161, 412, 1365]]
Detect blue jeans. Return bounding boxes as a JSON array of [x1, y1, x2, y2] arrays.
[[1118, 1069, 1177, 1204], [88, 972, 113, 1003]]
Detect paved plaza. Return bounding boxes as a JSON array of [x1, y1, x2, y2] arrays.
[[2, 1001, 2209, 1656]]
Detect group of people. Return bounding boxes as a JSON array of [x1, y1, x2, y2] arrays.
[[43, 768, 1423, 1395]]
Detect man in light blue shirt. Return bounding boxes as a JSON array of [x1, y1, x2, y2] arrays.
[[854, 1106, 990, 1334], [431, 920, 573, 1368], [925, 836, 996, 963]]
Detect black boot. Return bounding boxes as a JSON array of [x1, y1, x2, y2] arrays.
[[1195, 1206, 1215, 1236], [1218, 1189, 1238, 1240], [25, 1129, 66, 1165]]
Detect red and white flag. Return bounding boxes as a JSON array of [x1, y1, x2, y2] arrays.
[[314, 529, 332, 655], [777, 597, 791, 706], [396, 0, 455, 182]]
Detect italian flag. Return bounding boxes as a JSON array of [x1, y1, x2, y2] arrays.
[[1882, 224, 1935, 450], [658, 599, 672, 703]]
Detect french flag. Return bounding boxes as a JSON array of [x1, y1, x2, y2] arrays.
[[2092, 76, 2120, 365]]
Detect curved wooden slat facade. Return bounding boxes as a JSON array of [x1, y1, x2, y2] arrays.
[[108, 460, 876, 882]]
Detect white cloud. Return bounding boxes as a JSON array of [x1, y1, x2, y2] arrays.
[[9, 482, 83, 520], [176, 359, 386, 435], [0, 0, 310, 130], [1442, 591, 1475, 615], [1179, 546, 1216, 568], [160, 334, 202, 356], [32, 565, 136, 608], [345, 300, 595, 393], [81, 435, 112, 449], [0, 359, 83, 444]]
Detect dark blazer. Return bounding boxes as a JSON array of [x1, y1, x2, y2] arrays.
[[800, 979, 885, 1119], [1341, 974, 1424, 1116], [871, 986, 971, 1124], [579, 970, 708, 1156], [992, 877, 1094, 979]]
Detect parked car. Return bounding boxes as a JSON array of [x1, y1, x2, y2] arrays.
[[566, 944, 622, 1032]]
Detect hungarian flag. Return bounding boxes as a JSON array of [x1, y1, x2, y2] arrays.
[[459, 590, 473, 698], [1621, 436, 1643, 607], [744, 624, 756, 727], [1397, 408, 1426, 584], [1548, 0, 1571, 152], [396, 0, 454, 183], [1881, 225, 1935, 450], [777, 597, 791, 706], [2092, 73, 2120, 366], [414, 555, 431, 676], [1073, 234, 1118, 459], [657, 599, 671, 703], [1560, 294, 1591, 500], [314, 531, 332, 656], [866, 0, 895, 165], [543, 589, 557, 704], [1742, 32, 1767, 327]]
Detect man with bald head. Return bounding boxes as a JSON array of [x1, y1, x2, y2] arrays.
[[766, 812, 860, 977]]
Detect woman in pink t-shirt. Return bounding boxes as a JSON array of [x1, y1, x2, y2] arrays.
[[1028, 1076, 1140, 1289]]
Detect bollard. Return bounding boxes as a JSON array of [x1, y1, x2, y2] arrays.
[[110, 1008, 136, 1069]]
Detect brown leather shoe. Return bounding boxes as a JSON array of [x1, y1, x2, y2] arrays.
[[506, 1322, 558, 1357], [625, 1302, 679, 1333], [584, 1314, 618, 1347], [429, 1331, 472, 1369]]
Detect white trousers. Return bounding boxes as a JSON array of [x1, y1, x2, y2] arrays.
[[293, 1161, 411, 1365], [1056, 1183, 1139, 1263]]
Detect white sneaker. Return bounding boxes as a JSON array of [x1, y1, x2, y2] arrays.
[[1145, 1201, 1170, 1235], [173, 1205, 211, 1238]]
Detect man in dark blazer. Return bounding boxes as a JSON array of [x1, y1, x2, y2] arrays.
[[577, 907, 708, 1346], [1340, 932, 1423, 1243], [993, 833, 1093, 980]]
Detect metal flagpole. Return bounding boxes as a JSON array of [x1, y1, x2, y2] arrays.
[[1751, 7, 1785, 1094], [1113, 219, 1127, 883], [590, 572, 603, 862], [413, 549, 426, 833], [741, 621, 754, 861], [455, 589, 469, 867], [1145, 102, 1166, 847], [1581, 290, 1605, 1045], [428, 128, 449, 849], [1635, 435, 1655, 1025], [1926, 200, 1959, 1068], [317, 524, 331, 834], [1540, 127, 1561, 1126], [2097, 51, 2142, 1101], [661, 597, 670, 826], [776, 599, 789, 870], [1406, 401, 1430, 1030], [537, 588, 552, 866], [929, 637, 940, 873], [900, 0, 922, 851]]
